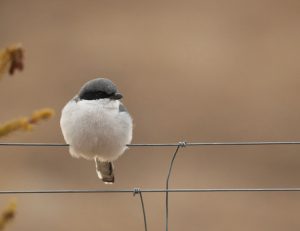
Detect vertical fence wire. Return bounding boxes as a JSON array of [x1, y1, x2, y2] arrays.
[[133, 188, 148, 231], [165, 142, 186, 231]]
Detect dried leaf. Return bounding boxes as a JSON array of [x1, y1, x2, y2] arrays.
[[0, 44, 24, 78]]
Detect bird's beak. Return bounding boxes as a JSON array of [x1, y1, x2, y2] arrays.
[[110, 92, 123, 100]]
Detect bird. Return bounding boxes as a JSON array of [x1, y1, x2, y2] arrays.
[[60, 78, 133, 184]]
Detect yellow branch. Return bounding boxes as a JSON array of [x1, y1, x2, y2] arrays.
[[0, 200, 16, 231], [0, 108, 55, 137]]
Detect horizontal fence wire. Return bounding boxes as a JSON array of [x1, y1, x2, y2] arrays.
[[1, 188, 300, 194], [1, 141, 300, 147]]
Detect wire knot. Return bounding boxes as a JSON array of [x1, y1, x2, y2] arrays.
[[178, 141, 187, 148], [133, 187, 141, 196]]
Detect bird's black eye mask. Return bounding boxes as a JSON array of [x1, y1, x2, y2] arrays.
[[79, 91, 111, 100], [79, 91, 122, 101]]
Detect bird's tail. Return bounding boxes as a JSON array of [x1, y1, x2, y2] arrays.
[[94, 157, 115, 184]]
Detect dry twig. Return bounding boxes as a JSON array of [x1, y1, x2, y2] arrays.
[[0, 108, 55, 137]]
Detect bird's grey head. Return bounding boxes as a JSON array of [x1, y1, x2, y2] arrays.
[[78, 78, 123, 101]]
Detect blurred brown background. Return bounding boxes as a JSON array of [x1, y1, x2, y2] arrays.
[[1, 0, 300, 230]]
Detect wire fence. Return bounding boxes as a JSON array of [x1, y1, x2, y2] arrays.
[[1, 141, 300, 147], [1, 141, 300, 231]]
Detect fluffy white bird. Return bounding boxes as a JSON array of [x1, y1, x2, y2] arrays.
[[60, 78, 133, 184]]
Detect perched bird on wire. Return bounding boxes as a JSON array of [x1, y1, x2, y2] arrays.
[[60, 78, 133, 184]]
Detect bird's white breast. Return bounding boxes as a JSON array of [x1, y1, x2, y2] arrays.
[[60, 98, 133, 161]]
